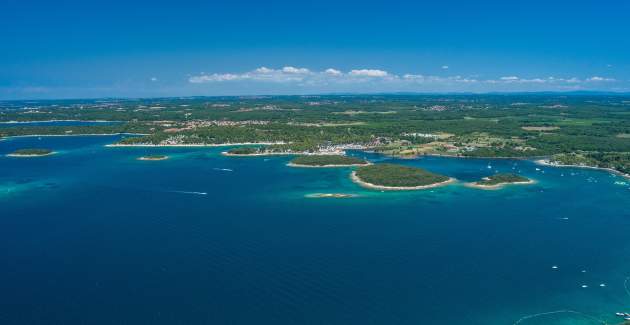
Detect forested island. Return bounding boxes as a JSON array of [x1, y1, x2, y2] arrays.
[[466, 173, 533, 189], [288, 155, 369, 167], [7, 148, 55, 157], [1, 95, 629, 176], [224, 147, 262, 155], [352, 163, 454, 190]]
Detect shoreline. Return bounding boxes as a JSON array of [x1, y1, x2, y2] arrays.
[[3, 133, 147, 139], [108, 141, 285, 148], [350, 171, 456, 191], [222, 150, 344, 157], [287, 162, 371, 168], [534, 159, 630, 179]]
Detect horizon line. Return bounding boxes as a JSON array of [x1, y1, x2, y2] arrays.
[[3, 90, 630, 102]]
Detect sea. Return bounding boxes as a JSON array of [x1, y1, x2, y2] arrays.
[[1, 132, 629, 325]]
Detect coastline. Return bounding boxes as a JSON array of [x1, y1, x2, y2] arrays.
[[222, 150, 344, 157], [287, 162, 371, 168], [108, 141, 285, 148], [374, 151, 546, 160], [350, 171, 456, 191], [534, 159, 630, 179], [3, 133, 147, 139]]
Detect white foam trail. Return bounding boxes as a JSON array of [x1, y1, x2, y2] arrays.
[[512, 310, 604, 324], [213, 168, 233, 172], [170, 191, 207, 195]]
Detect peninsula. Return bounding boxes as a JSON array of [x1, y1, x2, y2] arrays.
[[536, 152, 630, 179], [351, 163, 455, 190]]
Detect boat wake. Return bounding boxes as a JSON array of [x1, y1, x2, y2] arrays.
[[169, 190, 208, 195], [512, 309, 605, 324], [213, 168, 233, 172]]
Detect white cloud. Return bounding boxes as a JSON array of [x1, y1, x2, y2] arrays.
[[189, 73, 244, 83], [325, 68, 342, 76], [186, 66, 618, 91], [520, 78, 546, 83], [348, 69, 389, 77], [587, 76, 615, 82], [150, 77, 158, 82], [441, 65, 449, 70], [403, 74, 425, 80], [282, 66, 311, 74], [566, 77, 580, 84], [255, 67, 274, 74]]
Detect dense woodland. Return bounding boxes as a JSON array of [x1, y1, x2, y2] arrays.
[[290, 155, 368, 166], [475, 173, 530, 186], [355, 163, 450, 187]]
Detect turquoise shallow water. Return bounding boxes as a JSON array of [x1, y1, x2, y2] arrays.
[[1, 135, 629, 325]]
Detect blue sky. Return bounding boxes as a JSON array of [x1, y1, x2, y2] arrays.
[[1, 0, 629, 99]]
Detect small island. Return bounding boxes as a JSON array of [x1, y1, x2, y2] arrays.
[[288, 155, 370, 167], [223, 147, 263, 156], [7, 148, 55, 157], [351, 163, 455, 190], [137, 155, 169, 161], [305, 193, 358, 198], [466, 173, 533, 189]]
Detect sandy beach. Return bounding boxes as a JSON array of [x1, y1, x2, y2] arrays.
[[350, 171, 456, 191]]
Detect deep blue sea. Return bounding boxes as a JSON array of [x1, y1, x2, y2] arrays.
[[1, 135, 629, 325]]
